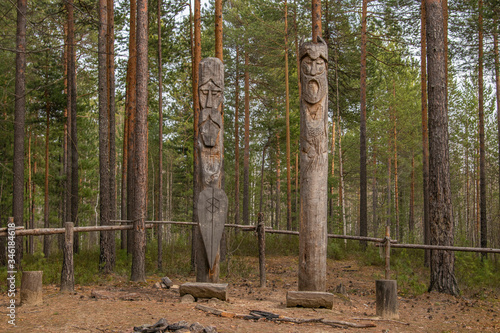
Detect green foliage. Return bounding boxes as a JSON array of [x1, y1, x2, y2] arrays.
[[455, 252, 500, 296]]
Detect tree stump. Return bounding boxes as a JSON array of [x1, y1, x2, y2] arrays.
[[179, 282, 228, 301], [21, 271, 43, 305], [376, 280, 398, 319], [286, 291, 334, 309]]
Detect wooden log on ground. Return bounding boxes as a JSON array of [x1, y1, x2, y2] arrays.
[[60, 222, 74, 292], [376, 280, 398, 319], [20, 271, 43, 305], [179, 282, 228, 301], [286, 291, 334, 309]]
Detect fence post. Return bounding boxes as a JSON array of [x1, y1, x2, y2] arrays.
[[258, 212, 266, 288], [376, 225, 398, 319], [60, 222, 74, 292], [385, 225, 391, 280]]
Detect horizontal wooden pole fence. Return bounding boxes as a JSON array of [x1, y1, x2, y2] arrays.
[[0, 224, 155, 237], [375, 242, 500, 254]]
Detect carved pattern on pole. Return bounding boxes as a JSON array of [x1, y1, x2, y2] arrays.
[[298, 37, 328, 291], [196, 57, 227, 279]]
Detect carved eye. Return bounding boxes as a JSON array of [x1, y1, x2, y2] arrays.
[[201, 90, 209, 95]]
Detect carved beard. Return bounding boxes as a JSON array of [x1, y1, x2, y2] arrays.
[[301, 71, 327, 105]]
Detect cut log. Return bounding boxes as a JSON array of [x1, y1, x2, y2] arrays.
[[21, 271, 43, 305], [286, 291, 334, 309], [179, 282, 228, 301], [376, 280, 399, 319]]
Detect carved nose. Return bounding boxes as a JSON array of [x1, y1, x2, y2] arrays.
[[206, 93, 214, 108], [310, 64, 318, 75]]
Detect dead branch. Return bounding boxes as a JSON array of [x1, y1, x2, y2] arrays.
[[194, 305, 376, 329]]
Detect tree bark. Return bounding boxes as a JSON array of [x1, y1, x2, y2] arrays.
[[421, 0, 430, 266], [359, 0, 368, 248], [409, 153, 415, 236], [285, 0, 292, 231], [98, 0, 114, 274], [494, 17, 500, 217], [243, 52, 250, 225], [234, 46, 240, 226], [131, 0, 148, 282], [393, 83, 399, 241], [215, 0, 223, 61], [68, 0, 79, 254], [192, 0, 201, 270], [156, 0, 163, 272], [13, 0, 27, 268], [107, 0, 116, 259], [312, 0, 321, 42], [425, 0, 458, 295], [478, 0, 487, 252], [43, 91, 50, 257], [121, 101, 128, 249], [126, 0, 137, 254]]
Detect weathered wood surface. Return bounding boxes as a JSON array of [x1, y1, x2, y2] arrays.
[[179, 282, 228, 301], [376, 280, 399, 319], [60, 222, 74, 292], [197, 188, 228, 270], [286, 290, 334, 309], [299, 37, 328, 291], [196, 57, 226, 283], [20, 271, 43, 305]]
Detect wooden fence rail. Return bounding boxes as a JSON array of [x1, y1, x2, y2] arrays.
[[3, 218, 498, 293]]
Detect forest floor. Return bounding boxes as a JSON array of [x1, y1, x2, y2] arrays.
[[1, 256, 499, 333]]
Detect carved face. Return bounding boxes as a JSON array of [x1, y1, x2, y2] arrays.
[[301, 56, 327, 105], [301, 56, 326, 76], [199, 80, 223, 110]]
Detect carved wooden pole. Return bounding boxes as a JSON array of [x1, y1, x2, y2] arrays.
[[298, 37, 328, 291], [196, 57, 227, 282]]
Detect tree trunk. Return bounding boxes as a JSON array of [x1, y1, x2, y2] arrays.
[[359, 0, 368, 248], [243, 51, 250, 225], [69, 0, 79, 254], [157, 0, 163, 271], [121, 101, 128, 249], [478, 0, 487, 252], [27, 130, 33, 255], [44, 92, 50, 257], [131, 0, 148, 282], [126, 0, 137, 254], [312, 0, 321, 42], [285, 0, 292, 231], [13, 0, 27, 268], [494, 17, 500, 218], [234, 47, 240, 226], [107, 0, 116, 259], [275, 129, 281, 229], [98, 0, 114, 274], [393, 83, 399, 241], [66, 0, 73, 248], [372, 149, 378, 236], [421, 0, 430, 266], [425, 0, 458, 295], [192, 0, 201, 270], [60, 21, 68, 251], [409, 153, 415, 236], [215, 0, 223, 61]]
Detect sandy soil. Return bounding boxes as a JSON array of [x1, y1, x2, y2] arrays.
[[1, 256, 499, 332]]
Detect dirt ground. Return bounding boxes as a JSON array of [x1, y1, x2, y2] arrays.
[[1, 256, 499, 333]]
